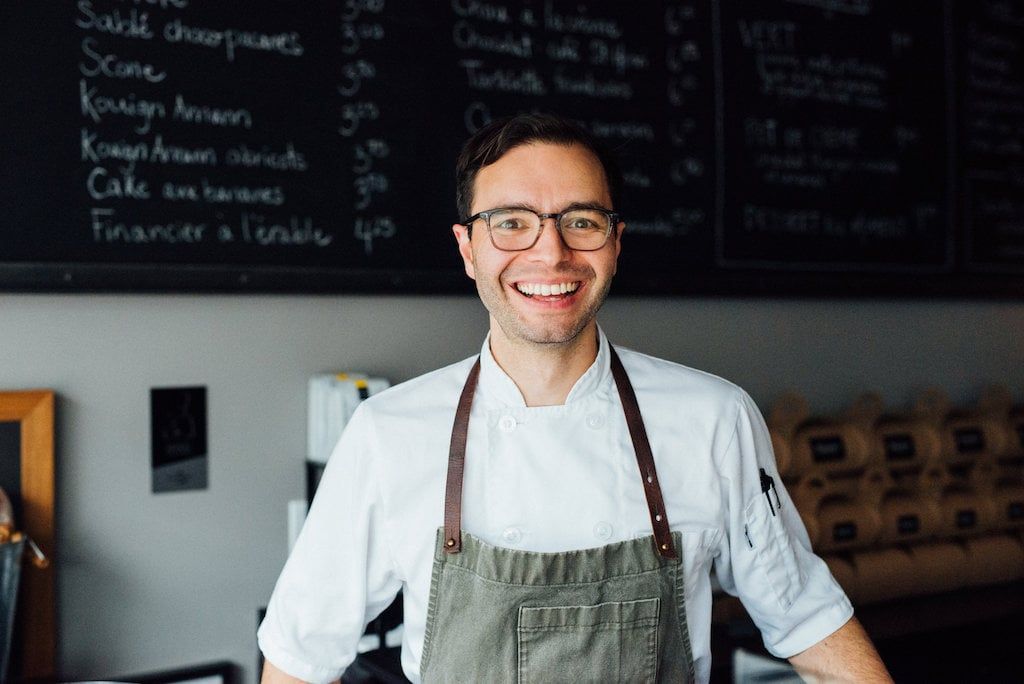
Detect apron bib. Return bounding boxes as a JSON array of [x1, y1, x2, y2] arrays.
[[420, 347, 695, 683]]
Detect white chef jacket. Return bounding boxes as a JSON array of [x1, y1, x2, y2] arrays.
[[258, 329, 853, 683]]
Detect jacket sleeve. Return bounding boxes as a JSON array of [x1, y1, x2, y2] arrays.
[[712, 389, 854, 658], [258, 402, 402, 683]]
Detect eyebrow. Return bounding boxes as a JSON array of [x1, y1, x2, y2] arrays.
[[561, 201, 614, 213], [486, 201, 614, 213]]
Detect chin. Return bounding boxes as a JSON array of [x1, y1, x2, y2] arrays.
[[505, 317, 594, 347]]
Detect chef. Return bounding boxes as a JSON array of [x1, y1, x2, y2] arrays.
[[258, 113, 892, 683]]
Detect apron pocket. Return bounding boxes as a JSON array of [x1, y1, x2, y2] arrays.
[[517, 597, 660, 683]]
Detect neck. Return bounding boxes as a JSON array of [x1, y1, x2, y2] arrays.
[[487, 321, 600, 407]]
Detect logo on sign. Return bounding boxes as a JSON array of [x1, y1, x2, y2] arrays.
[[897, 514, 920, 535], [954, 428, 985, 454], [884, 433, 916, 461], [955, 509, 977, 529], [811, 436, 846, 463], [833, 521, 858, 542]]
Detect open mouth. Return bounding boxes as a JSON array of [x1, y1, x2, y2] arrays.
[[514, 281, 581, 299]]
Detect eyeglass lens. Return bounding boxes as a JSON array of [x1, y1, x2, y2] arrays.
[[486, 209, 610, 251]]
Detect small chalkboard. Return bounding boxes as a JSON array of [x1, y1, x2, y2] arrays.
[[150, 386, 208, 493]]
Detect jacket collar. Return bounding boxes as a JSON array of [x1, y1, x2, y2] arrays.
[[477, 326, 612, 408]]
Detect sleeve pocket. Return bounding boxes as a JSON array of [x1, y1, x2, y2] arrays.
[[743, 498, 805, 611]]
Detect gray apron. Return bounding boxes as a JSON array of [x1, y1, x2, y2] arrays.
[[419, 347, 695, 683]]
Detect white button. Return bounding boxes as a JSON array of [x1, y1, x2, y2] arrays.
[[498, 415, 517, 432], [586, 413, 604, 429], [502, 526, 523, 544], [593, 521, 613, 540]]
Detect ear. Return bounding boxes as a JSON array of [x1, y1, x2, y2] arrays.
[[452, 223, 476, 280]]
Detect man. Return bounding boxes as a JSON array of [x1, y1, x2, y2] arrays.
[[259, 113, 891, 682]]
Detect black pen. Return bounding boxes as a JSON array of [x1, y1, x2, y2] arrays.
[[759, 468, 780, 516]]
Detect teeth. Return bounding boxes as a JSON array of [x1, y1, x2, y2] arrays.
[[516, 282, 580, 296]]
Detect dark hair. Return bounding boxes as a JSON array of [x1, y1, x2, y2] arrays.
[[455, 112, 622, 221]]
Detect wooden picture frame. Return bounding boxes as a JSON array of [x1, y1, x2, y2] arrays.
[[0, 390, 55, 680]]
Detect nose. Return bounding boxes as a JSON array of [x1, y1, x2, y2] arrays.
[[528, 217, 572, 264]]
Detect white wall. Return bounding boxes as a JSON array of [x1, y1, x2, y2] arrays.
[[2, 293, 1022, 682]]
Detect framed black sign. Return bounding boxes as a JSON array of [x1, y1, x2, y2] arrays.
[[1, 1, 1022, 296]]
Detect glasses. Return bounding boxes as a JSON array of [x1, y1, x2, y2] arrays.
[[462, 206, 619, 252]]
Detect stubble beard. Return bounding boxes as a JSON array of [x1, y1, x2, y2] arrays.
[[478, 269, 613, 348]]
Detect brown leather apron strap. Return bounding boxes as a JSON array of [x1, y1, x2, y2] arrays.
[[609, 347, 677, 559], [443, 357, 480, 553], [443, 347, 676, 559]]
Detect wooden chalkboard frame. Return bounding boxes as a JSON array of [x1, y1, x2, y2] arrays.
[[0, 390, 54, 680], [2, 259, 1024, 299]]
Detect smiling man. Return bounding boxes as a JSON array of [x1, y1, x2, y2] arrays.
[[258, 113, 891, 683]]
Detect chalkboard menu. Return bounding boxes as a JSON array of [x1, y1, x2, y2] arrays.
[[717, 1, 950, 271], [958, 0, 1024, 272], [0, 1, 1021, 295]]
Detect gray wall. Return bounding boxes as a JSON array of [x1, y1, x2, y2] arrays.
[[1, 293, 1022, 682]]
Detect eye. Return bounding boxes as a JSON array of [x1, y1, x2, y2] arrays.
[[489, 210, 535, 231], [494, 218, 527, 231], [568, 217, 598, 229], [562, 211, 605, 231]]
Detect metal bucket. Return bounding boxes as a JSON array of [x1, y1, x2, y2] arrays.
[[0, 541, 24, 684]]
